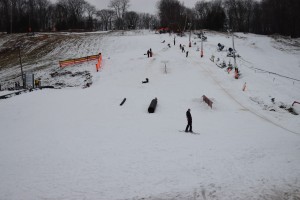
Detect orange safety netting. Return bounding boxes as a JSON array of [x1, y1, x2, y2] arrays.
[[96, 53, 102, 72], [59, 54, 101, 68]]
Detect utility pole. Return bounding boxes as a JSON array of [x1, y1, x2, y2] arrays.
[[188, 23, 192, 47], [18, 46, 25, 88], [201, 31, 203, 57], [231, 31, 237, 69]]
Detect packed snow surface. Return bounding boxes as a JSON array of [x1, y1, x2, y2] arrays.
[[0, 30, 300, 200]]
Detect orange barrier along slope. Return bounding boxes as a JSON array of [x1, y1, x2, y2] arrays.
[[59, 53, 101, 68]]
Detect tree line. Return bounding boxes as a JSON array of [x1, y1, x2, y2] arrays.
[[0, 0, 158, 32], [158, 0, 300, 38], [0, 0, 299, 38]]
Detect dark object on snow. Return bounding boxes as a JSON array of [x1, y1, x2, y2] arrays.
[[227, 48, 236, 57], [203, 95, 213, 109], [271, 98, 275, 103], [0, 86, 56, 100], [292, 101, 300, 106], [40, 86, 55, 89], [162, 40, 165, 43], [186, 51, 189, 57], [217, 43, 224, 51], [185, 109, 192, 132], [168, 43, 171, 48], [148, 97, 158, 113], [142, 78, 149, 84], [120, 98, 127, 106]]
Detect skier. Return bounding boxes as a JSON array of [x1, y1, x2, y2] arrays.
[[186, 51, 189, 57], [147, 50, 150, 58], [149, 48, 153, 57], [185, 109, 193, 132]]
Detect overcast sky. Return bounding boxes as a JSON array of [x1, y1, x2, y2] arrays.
[[81, 0, 199, 14]]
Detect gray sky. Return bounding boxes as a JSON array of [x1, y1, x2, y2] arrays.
[[85, 0, 199, 14]]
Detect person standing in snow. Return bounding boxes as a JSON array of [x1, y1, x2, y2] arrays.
[[186, 51, 189, 57], [185, 109, 193, 132]]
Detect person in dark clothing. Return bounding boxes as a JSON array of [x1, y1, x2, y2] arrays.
[[185, 109, 193, 132], [147, 50, 150, 58], [186, 51, 189, 57]]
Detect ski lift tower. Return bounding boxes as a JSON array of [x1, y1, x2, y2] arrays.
[[188, 23, 192, 47], [201, 30, 204, 57], [17, 45, 25, 88], [228, 29, 237, 69]]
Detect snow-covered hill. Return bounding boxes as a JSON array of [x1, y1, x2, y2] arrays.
[[0, 30, 300, 200]]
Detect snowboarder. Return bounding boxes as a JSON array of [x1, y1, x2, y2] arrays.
[[186, 51, 189, 57], [147, 50, 150, 58], [185, 109, 193, 132], [149, 48, 153, 57]]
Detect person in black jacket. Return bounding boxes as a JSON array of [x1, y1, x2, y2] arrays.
[[185, 109, 193, 132]]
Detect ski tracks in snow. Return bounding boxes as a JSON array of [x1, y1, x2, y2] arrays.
[[200, 62, 300, 135]]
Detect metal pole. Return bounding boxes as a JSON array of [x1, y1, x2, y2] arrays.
[[18, 47, 25, 88], [232, 32, 235, 51], [201, 35, 203, 57], [232, 32, 237, 68]]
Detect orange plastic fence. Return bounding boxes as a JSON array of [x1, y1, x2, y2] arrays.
[[96, 53, 102, 72], [59, 54, 101, 68]]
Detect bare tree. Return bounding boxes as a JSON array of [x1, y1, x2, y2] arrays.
[[195, 0, 210, 29], [97, 9, 114, 30], [124, 11, 139, 29], [157, 0, 186, 31], [56, 0, 86, 29], [85, 2, 96, 30], [109, 0, 130, 19], [36, 0, 51, 31]]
